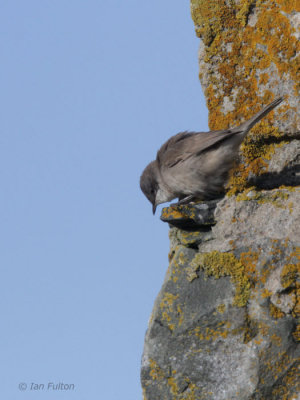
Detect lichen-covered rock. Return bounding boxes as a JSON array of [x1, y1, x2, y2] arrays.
[[142, 190, 300, 400], [191, 0, 300, 195], [141, 1, 300, 399], [160, 200, 219, 230]]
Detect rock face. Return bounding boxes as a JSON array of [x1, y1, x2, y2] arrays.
[[141, 1, 299, 399], [141, 190, 300, 400]]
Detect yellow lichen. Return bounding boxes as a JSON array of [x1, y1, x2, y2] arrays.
[[261, 288, 272, 298], [281, 264, 298, 289], [235, 188, 291, 207], [240, 250, 260, 282], [191, 251, 251, 306], [162, 205, 198, 220], [190, 321, 232, 341], [279, 250, 300, 340], [264, 353, 300, 399], [160, 292, 179, 331], [271, 333, 282, 346], [161, 207, 186, 219], [167, 376, 179, 396], [216, 303, 226, 314], [186, 262, 200, 282], [167, 245, 185, 283], [190, 0, 299, 195], [159, 291, 185, 331], [142, 388, 148, 400], [292, 325, 300, 341], [269, 303, 285, 319], [177, 230, 202, 246], [271, 360, 300, 399], [149, 359, 164, 381]]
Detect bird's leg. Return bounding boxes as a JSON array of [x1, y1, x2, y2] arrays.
[[170, 195, 195, 207]]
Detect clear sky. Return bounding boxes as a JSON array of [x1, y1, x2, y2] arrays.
[[0, 1, 207, 399]]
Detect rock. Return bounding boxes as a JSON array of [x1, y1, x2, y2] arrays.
[[141, 1, 300, 399], [160, 199, 219, 230], [252, 139, 300, 189], [142, 189, 300, 400]]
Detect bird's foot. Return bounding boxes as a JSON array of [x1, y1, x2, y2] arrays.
[[170, 195, 195, 207]]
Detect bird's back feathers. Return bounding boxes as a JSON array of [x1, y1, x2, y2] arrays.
[[156, 96, 284, 171], [157, 129, 238, 169]]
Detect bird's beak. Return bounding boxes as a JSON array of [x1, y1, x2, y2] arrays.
[[152, 203, 157, 215]]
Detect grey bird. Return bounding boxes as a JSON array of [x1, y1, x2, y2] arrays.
[[140, 97, 283, 214]]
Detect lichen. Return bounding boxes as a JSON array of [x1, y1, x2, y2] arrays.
[[161, 205, 198, 220], [161, 207, 186, 220], [216, 303, 226, 313], [190, 0, 299, 195], [269, 303, 285, 319], [167, 374, 179, 396], [271, 361, 300, 400], [167, 375, 199, 400], [191, 251, 251, 306], [235, 188, 290, 208], [261, 288, 272, 298], [240, 249, 260, 282], [185, 263, 199, 282], [190, 321, 232, 341], [149, 359, 165, 381], [261, 353, 300, 399], [280, 250, 300, 341], [281, 264, 298, 289], [167, 245, 186, 283], [176, 230, 203, 247], [159, 292, 180, 331]]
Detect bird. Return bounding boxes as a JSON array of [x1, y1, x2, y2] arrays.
[[140, 97, 284, 214]]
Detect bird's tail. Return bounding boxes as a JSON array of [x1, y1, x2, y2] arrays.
[[233, 96, 284, 134]]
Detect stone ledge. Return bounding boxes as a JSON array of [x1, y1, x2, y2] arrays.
[[160, 199, 220, 230]]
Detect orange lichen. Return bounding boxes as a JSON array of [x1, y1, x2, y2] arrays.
[[161, 207, 186, 219], [190, 321, 232, 341], [269, 303, 285, 319], [279, 250, 300, 340], [281, 264, 298, 289], [261, 288, 272, 298], [271, 361, 300, 399], [159, 292, 179, 331], [190, 0, 299, 194], [240, 249, 260, 282], [149, 359, 164, 381]]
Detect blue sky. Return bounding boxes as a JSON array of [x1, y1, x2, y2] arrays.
[[0, 1, 207, 399]]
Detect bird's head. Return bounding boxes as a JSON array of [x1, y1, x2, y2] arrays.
[[140, 161, 160, 214], [140, 161, 175, 214]]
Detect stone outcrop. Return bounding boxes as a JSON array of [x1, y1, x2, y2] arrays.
[[141, 1, 299, 399]]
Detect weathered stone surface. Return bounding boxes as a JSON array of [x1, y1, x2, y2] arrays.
[[252, 139, 300, 189], [141, 1, 300, 399], [191, 0, 299, 197], [142, 189, 300, 400], [160, 200, 219, 230]]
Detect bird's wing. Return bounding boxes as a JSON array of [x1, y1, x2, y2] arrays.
[[157, 129, 239, 168]]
